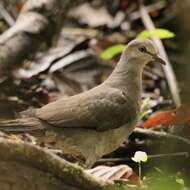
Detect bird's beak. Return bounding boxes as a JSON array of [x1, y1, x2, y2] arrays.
[[152, 54, 166, 65], [146, 50, 166, 65]]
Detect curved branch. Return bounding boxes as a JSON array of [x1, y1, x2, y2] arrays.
[[0, 136, 115, 190]]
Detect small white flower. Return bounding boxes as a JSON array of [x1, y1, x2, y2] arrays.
[[132, 151, 148, 163]]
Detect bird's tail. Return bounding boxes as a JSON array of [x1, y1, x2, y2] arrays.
[[0, 117, 44, 132]]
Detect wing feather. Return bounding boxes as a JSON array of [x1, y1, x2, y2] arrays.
[[36, 86, 136, 131]]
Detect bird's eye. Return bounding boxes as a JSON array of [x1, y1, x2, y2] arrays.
[[138, 46, 147, 53]]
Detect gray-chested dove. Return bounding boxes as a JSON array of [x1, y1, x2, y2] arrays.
[[0, 39, 165, 167]]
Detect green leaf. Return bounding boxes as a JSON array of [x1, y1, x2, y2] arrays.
[[137, 28, 175, 39], [140, 98, 152, 119], [100, 44, 125, 60], [176, 178, 185, 186]]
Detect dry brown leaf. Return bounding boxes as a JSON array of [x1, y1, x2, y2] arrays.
[[86, 164, 139, 184], [143, 103, 190, 128]]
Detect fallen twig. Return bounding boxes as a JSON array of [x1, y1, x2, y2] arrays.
[[97, 152, 189, 164], [133, 128, 190, 146], [139, 0, 181, 106]]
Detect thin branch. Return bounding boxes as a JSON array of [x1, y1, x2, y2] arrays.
[[130, 1, 166, 21], [97, 152, 189, 164], [139, 0, 181, 106], [0, 2, 15, 26], [133, 128, 190, 146]]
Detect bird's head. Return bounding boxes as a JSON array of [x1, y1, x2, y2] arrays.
[[121, 39, 166, 66]]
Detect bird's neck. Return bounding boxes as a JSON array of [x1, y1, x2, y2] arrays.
[[104, 58, 144, 102]]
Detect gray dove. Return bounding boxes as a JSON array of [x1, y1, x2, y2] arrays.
[[0, 39, 165, 167]]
